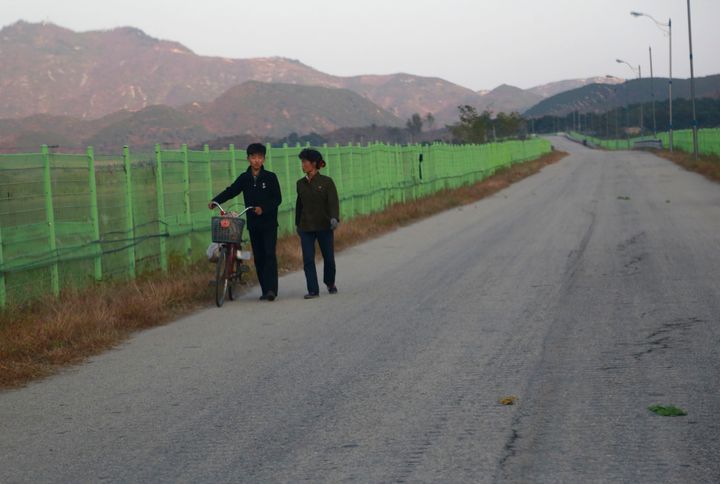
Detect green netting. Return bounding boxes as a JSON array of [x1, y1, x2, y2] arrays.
[[568, 128, 720, 156], [0, 139, 551, 307]]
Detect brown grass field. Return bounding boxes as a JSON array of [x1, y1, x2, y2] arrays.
[[0, 150, 567, 389]]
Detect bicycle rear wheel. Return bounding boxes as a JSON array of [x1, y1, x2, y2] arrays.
[[215, 248, 229, 307]]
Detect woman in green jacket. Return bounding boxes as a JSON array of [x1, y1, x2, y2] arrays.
[[295, 148, 339, 299]]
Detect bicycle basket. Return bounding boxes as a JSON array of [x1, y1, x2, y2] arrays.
[[211, 216, 245, 244]]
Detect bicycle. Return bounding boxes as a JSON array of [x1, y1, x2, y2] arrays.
[[209, 202, 254, 307]]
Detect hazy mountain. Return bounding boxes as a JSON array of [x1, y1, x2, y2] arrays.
[[473, 84, 544, 115], [525, 75, 720, 117], [0, 21, 337, 119], [0, 81, 404, 152], [468, 78, 625, 116], [85, 105, 211, 152], [0, 21, 485, 125], [528, 76, 624, 98], [0, 110, 134, 151], [340, 74, 485, 124], [186, 81, 403, 138]]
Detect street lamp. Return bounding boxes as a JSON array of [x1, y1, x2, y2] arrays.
[[617, 59, 643, 135], [631, 11, 673, 151]]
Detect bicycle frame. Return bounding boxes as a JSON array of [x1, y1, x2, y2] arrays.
[[210, 202, 254, 306]]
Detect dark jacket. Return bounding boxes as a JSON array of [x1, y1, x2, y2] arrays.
[[212, 166, 282, 231], [295, 173, 340, 232]]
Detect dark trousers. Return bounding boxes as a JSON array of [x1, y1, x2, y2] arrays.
[[249, 227, 278, 296], [299, 230, 336, 295]]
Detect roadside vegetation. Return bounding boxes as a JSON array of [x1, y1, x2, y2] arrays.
[[654, 149, 720, 183]]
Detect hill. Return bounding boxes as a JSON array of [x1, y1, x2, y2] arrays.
[[85, 105, 211, 152], [187, 81, 403, 138], [525, 75, 720, 117], [0, 81, 404, 152], [0, 21, 486, 125], [473, 84, 543, 115], [527, 76, 624, 98]]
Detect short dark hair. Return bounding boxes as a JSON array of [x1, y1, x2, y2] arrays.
[[298, 148, 326, 168], [246, 143, 266, 157]]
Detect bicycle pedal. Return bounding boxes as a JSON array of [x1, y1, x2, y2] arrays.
[[238, 264, 251, 273]]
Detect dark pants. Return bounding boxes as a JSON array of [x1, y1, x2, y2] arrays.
[[299, 230, 336, 295], [249, 227, 278, 296]]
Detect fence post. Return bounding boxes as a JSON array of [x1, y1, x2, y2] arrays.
[[41, 144, 60, 296], [0, 223, 5, 308], [334, 144, 344, 218], [347, 142, 355, 216], [322, 143, 329, 179], [283, 144, 293, 234], [122, 146, 137, 278], [395, 143, 404, 203], [229, 143, 238, 181], [204, 144, 213, 206], [154, 144, 168, 272], [181, 144, 192, 262], [86, 146, 102, 281]]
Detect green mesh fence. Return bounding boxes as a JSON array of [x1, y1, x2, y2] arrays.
[[0, 138, 551, 307], [568, 128, 720, 156]]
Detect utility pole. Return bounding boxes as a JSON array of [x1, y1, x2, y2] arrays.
[[649, 46, 657, 137], [638, 65, 644, 135], [687, 0, 699, 158], [669, 17, 673, 152]]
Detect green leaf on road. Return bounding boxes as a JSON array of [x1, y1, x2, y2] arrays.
[[648, 404, 687, 417]]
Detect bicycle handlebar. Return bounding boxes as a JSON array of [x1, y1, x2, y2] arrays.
[[210, 202, 255, 217]]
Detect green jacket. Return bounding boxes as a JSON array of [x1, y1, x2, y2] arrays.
[[295, 173, 340, 231]]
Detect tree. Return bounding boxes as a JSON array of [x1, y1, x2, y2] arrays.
[[425, 112, 436, 131], [406, 113, 424, 136], [448, 105, 492, 144], [494, 112, 525, 139]]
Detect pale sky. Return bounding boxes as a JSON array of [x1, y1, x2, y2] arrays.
[[2, 0, 719, 91]]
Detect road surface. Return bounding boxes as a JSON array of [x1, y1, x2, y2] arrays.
[[1, 137, 719, 483]]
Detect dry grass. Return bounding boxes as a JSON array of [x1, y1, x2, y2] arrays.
[[0, 150, 567, 389], [653, 149, 720, 182]]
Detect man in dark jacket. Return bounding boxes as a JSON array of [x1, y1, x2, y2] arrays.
[[209, 143, 282, 301], [295, 148, 340, 299]]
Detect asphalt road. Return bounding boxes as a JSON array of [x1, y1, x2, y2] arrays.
[[1, 137, 719, 483]]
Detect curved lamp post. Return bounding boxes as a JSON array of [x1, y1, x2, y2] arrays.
[[617, 59, 643, 135], [631, 11, 672, 151]]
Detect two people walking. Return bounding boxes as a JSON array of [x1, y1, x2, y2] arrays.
[[209, 144, 339, 300]]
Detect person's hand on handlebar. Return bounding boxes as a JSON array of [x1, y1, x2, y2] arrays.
[[208, 201, 216, 210]]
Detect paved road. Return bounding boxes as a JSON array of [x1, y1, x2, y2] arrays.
[[2, 137, 719, 483]]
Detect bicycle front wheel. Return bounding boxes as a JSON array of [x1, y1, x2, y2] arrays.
[[215, 248, 229, 307], [227, 248, 237, 301]]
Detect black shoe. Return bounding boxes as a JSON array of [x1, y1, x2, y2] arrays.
[[327, 285, 338, 294], [304, 293, 319, 299], [267, 291, 276, 301], [259, 294, 268, 301]]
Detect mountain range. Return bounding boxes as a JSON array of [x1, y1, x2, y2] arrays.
[[1, 20, 714, 152], [525, 75, 720, 117]]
